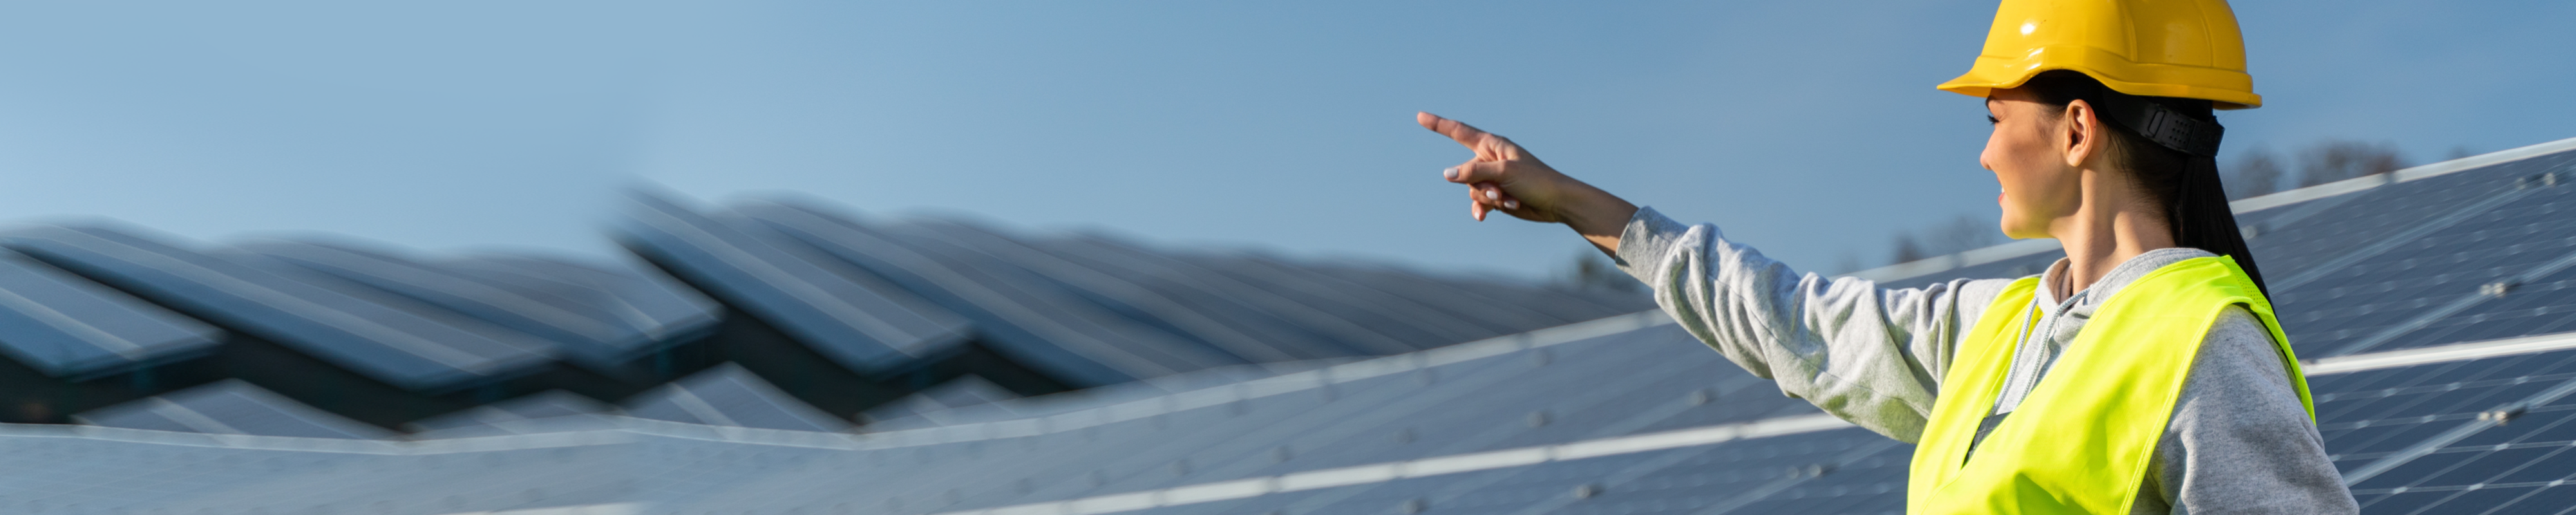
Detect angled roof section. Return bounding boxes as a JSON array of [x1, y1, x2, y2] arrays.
[[734, 199, 1249, 387], [237, 238, 713, 370], [615, 191, 972, 374], [0, 249, 221, 379], [0, 225, 558, 391], [437, 254, 719, 346], [71, 380, 395, 439]]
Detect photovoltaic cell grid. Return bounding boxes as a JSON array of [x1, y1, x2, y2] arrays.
[[2268, 162, 2576, 357], [2305, 349, 2576, 514]]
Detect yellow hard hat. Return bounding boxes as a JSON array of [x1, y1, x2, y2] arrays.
[[1937, 0, 2261, 109]]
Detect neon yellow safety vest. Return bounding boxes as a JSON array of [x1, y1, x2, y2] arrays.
[[1906, 256, 2315, 514]]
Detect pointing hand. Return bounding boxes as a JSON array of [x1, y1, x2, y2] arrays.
[[1418, 112, 1637, 253]]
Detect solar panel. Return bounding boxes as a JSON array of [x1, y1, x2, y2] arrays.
[[437, 254, 721, 347], [0, 248, 221, 379], [239, 238, 684, 370], [616, 191, 974, 373], [735, 199, 1247, 387], [1039, 234, 1446, 355], [0, 224, 558, 391], [2273, 179, 2576, 356], [885, 216, 1368, 362], [71, 379, 395, 439], [1177, 252, 1517, 346]]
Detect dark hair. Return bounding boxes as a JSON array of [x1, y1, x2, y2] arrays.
[[2018, 70, 2269, 297]]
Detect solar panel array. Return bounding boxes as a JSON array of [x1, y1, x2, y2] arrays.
[[0, 189, 1647, 428], [0, 138, 2567, 514]]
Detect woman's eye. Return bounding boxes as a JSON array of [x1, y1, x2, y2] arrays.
[[1986, 116, 2000, 125]]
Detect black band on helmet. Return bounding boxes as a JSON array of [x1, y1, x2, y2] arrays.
[[2094, 91, 2225, 157]]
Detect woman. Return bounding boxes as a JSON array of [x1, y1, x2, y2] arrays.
[[1420, 1, 2358, 513]]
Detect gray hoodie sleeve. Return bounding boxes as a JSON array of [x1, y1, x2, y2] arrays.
[[1613, 207, 2015, 442], [2137, 307, 2360, 514]]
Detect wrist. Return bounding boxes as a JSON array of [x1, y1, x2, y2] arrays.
[[1559, 185, 1636, 253]]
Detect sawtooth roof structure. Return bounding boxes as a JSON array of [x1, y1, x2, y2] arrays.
[[0, 189, 1649, 429], [0, 136, 2571, 514]]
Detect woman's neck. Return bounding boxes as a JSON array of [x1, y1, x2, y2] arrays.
[[2047, 172, 2177, 299]]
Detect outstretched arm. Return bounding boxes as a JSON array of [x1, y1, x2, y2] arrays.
[[1418, 113, 2009, 440]]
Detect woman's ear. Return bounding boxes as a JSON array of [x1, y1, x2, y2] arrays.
[[2060, 98, 2101, 169]]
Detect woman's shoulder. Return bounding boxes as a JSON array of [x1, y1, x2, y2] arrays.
[[2193, 306, 2297, 388]]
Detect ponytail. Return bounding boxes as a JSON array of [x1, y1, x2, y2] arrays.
[[2021, 71, 2270, 298]]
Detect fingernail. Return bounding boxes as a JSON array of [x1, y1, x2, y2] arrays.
[[1504, 200, 1519, 209], [1484, 189, 1501, 201], [1443, 167, 1458, 180]]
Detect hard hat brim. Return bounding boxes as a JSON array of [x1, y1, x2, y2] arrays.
[[1937, 46, 2262, 109]]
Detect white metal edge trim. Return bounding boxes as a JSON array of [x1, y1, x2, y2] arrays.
[[1846, 135, 2576, 283], [2228, 173, 2392, 212], [850, 312, 1673, 447], [2306, 330, 2576, 376], [0, 422, 630, 454], [1842, 239, 2059, 282], [2392, 135, 2576, 183], [932, 413, 1853, 515], [433, 503, 645, 515]]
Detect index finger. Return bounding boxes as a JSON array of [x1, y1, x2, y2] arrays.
[[1416, 111, 1492, 150]]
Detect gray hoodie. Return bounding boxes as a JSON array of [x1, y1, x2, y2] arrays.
[[1615, 207, 2356, 514]]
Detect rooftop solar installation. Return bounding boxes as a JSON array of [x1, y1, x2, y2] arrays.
[[0, 224, 560, 391], [0, 248, 221, 379], [0, 138, 2567, 513]]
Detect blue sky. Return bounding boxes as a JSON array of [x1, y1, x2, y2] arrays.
[[1, 1, 2568, 281]]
